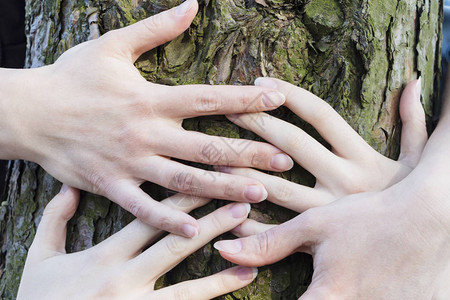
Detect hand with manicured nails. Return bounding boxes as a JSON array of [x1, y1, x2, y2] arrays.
[[214, 182, 449, 299], [17, 185, 257, 300], [213, 79, 450, 298], [0, 0, 293, 238], [218, 78, 426, 233]]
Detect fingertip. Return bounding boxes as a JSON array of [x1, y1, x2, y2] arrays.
[[254, 77, 278, 89], [49, 184, 80, 220], [181, 222, 200, 239], [172, 0, 199, 23], [244, 184, 268, 203], [235, 266, 258, 281], [270, 153, 294, 171]]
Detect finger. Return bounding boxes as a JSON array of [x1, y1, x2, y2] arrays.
[[28, 185, 79, 263], [214, 211, 320, 267], [398, 78, 428, 167], [231, 219, 276, 238], [95, 194, 210, 260], [157, 85, 286, 118], [226, 113, 341, 180], [100, 0, 198, 62], [222, 167, 332, 212], [136, 156, 268, 203], [128, 202, 251, 279], [151, 266, 257, 300], [255, 77, 375, 159], [106, 181, 201, 238], [161, 130, 294, 172]]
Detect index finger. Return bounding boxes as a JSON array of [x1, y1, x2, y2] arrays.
[[156, 85, 286, 118]]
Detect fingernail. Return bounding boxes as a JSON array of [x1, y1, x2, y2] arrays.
[[175, 0, 195, 16], [262, 91, 286, 108], [270, 153, 294, 170], [182, 224, 199, 239], [236, 266, 258, 281], [416, 76, 422, 102], [255, 77, 278, 89], [214, 165, 232, 173], [229, 203, 251, 218], [60, 184, 69, 194], [214, 240, 242, 254], [244, 185, 268, 202]]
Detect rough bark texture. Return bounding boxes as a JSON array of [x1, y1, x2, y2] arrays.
[[0, 0, 443, 299]]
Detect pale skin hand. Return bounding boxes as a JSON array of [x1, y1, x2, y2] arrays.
[[17, 185, 257, 300], [218, 77, 427, 233], [0, 0, 294, 238], [212, 78, 450, 298]]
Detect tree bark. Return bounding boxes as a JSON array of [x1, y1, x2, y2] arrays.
[[0, 0, 443, 298]]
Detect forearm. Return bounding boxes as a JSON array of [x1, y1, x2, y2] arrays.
[[0, 68, 37, 161]]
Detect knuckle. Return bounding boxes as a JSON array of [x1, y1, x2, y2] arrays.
[[169, 171, 203, 196], [165, 235, 187, 256], [85, 169, 110, 195], [117, 125, 150, 156], [274, 182, 294, 203], [249, 148, 265, 167], [159, 215, 173, 232], [141, 15, 163, 34], [223, 182, 236, 197], [255, 231, 273, 256], [173, 286, 192, 300], [198, 142, 223, 165], [193, 91, 224, 114], [124, 198, 148, 220], [209, 211, 224, 231], [213, 275, 229, 293]]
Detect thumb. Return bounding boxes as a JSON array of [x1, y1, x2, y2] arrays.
[[28, 185, 79, 263], [101, 0, 198, 62], [213, 211, 319, 267], [398, 78, 428, 167]]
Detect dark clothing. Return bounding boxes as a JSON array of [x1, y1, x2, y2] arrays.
[[0, 0, 26, 68], [0, 0, 26, 196]]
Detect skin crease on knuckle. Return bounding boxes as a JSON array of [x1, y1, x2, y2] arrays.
[[165, 235, 188, 257], [255, 231, 274, 258], [193, 91, 224, 114], [169, 171, 203, 196]]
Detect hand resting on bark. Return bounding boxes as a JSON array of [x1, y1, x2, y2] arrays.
[[17, 185, 257, 300], [214, 78, 450, 298], [0, 0, 294, 238]]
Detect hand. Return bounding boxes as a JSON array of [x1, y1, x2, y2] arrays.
[[1, 0, 293, 237], [220, 78, 426, 218], [213, 180, 450, 299], [18, 185, 257, 300]]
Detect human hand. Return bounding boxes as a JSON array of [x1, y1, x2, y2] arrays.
[[221, 78, 427, 216], [213, 181, 450, 299], [18, 185, 257, 300], [4, 0, 293, 237]]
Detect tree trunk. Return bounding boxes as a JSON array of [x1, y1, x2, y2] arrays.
[[0, 0, 442, 298]]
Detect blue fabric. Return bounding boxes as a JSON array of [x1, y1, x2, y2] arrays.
[[444, 1, 450, 63]]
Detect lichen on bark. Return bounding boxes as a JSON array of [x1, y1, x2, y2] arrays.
[[0, 0, 443, 299]]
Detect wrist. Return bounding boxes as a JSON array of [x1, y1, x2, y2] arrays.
[[0, 67, 45, 162]]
